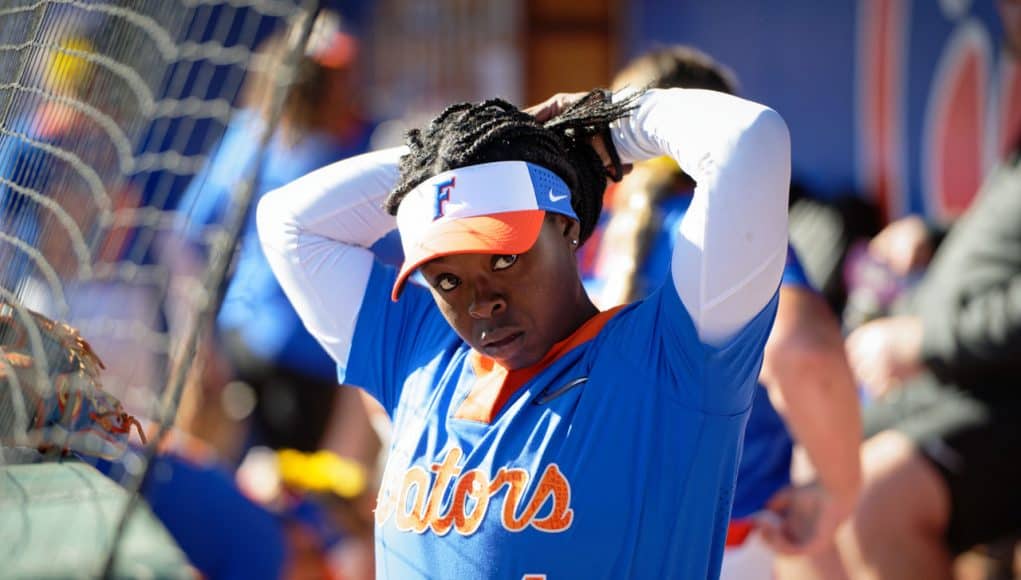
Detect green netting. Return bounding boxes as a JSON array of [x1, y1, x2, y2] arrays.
[[0, 460, 192, 579]]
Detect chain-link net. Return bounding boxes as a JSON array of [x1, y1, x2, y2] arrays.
[[0, 0, 314, 475]]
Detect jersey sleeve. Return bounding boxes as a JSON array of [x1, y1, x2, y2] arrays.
[[609, 88, 790, 345], [781, 245, 812, 290], [343, 263, 456, 412], [606, 276, 779, 414]]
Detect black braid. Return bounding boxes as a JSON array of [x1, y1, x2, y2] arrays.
[[385, 89, 643, 245]]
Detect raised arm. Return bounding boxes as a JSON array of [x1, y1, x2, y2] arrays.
[[609, 88, 791, 344], [256, 147, 404, 369]]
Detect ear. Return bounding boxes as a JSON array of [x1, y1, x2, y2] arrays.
[[550, 214, 583, 252]]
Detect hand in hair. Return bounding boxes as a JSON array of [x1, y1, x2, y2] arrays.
[[525, 91, 632, 181], [386, 89, 641, 245], [524, 92, 590, 122]]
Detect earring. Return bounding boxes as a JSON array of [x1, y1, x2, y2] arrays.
[[571, 239, 578, 246]]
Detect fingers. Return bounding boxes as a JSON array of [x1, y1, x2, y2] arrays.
[[756, 485, 833, 556], [591, 135, 613, 169], [866, 215, 933, 276], [756, 490, 803, 554], [523, 92, 589, 122], [754, 510, 804, 555], [521, 96, 558, 122]]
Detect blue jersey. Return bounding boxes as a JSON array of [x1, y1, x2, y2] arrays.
[[601, 193, 811, 519], [178, 110, 374, 378], [344, 262, 778, 579]]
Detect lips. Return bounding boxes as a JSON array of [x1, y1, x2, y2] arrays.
[[479, 328, 525, 359]]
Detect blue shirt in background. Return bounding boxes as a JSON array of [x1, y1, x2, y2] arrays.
[[177, 110, 375, 379]]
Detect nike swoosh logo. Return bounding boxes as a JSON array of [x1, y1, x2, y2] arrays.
[[548, 190, 569, 203], [534, 377, 588, 405]]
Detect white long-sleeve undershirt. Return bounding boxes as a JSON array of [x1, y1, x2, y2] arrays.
[[257, 146, 402, 365], [257, 88, 790, 370], [610, 88, 790, 343]]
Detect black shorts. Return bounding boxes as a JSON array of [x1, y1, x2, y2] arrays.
[[863, 376, 1021, 553]]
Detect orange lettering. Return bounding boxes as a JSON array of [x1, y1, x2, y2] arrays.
[[375, 493, 394, 526], [374, 449, 574, 536], [374, 471, 398, 525], [424, 448, 463, 535], [489, 468, 533, 531], [453, 469, 491, 535], [395, 466, 430, 532], [529, 464, 574, 532]]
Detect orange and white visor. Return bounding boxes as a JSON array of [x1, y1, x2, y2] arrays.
[[392, 161, 577, 300]]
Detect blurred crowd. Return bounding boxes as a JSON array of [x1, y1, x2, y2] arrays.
[[1, 3, 1020, 579]]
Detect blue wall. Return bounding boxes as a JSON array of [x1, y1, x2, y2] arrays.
[[625, 0, 1015, 221]]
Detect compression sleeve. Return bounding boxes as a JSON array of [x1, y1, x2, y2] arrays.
[[609, 88, 790, 344], [256, 147, 404, 369]]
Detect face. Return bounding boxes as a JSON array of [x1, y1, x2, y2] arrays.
[[419, 215, 589, 370]]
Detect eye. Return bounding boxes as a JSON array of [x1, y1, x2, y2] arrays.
[[436, 274, 461, 292], [493, 254, 518, 271]]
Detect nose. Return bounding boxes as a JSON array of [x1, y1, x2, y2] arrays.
[[468, 284, 506, 320]]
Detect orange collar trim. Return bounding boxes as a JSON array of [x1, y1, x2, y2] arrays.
[[454, 306, 625, 423]]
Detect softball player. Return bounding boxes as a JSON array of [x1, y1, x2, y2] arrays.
[[259, 87, 790, 578]]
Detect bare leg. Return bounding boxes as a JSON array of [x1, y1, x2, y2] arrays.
[[842, 430, 953, 580], [777, 430, 953, 580]]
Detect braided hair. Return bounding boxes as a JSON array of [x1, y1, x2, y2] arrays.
[[384, 89, 641, 245]]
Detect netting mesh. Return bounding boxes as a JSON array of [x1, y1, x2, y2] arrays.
[[0, 0, 315, 460]]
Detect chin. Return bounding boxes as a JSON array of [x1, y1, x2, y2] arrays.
[[503, 345, 547, 371]]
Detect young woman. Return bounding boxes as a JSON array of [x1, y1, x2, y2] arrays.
[[258, 87, 790, 578]]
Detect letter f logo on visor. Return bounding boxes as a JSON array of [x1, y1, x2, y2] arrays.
[[393, 161, 578, 301], [433, 177, 456, 220]]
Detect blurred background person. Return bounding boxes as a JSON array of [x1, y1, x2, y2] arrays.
[[95, 432, 288, 580], [0, 35, 138, 299], [168, 10, 382, 579], [587, 45, 862, 580], [842, 0, 1021, 337], [794, 125, 1021, 580], [172, 9, 378, 465], [798, 7, 1021, 577]]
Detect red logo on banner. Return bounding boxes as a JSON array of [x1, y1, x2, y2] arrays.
[[860, 2, 1020, 224], [924, 22, 990, 223]]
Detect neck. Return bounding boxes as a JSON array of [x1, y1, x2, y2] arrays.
[[556, 284, 600, 344]]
